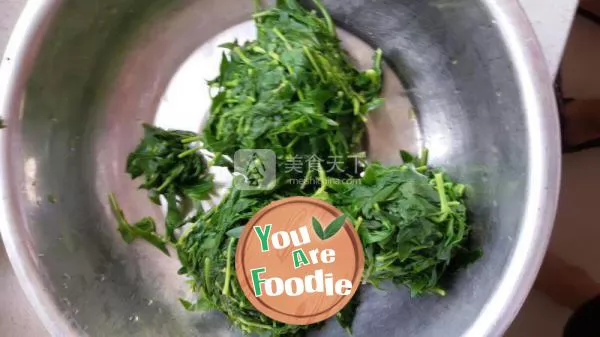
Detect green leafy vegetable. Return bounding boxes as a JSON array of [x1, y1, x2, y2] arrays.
[[176, 188, 313, 336], [336, 287, 360, 335], [125, 124, 214, 241], [323, 155, 472, 296], [226, 226, 246, 239], [203, 0, 383, 177], [108, 193, 169, 255]]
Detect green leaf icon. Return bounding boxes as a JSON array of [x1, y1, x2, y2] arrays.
[[312, 215, 347, 240], [312, 216, 325, 240], [324, 215, 346, 239]]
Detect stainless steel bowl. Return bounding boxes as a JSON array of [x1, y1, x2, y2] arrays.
[[0, 0, 560, 336]]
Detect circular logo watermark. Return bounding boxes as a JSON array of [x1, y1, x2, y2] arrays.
[[235, 197, 364, 325]]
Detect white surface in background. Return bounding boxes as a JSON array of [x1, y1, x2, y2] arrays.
[[154, 21, 257, 132], [519, 0, 578, 77]]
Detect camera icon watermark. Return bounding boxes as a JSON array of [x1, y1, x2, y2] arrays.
[[233, 149, 277, 191]]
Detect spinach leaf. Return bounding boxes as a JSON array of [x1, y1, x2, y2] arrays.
[[125, 124, 214, 241], [108, 193, 169, 255]]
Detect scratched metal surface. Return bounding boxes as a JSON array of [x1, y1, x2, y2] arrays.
[[0, 2, 46, 336]]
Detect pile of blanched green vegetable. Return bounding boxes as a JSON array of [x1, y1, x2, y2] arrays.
[[109, 1, 479, 336]]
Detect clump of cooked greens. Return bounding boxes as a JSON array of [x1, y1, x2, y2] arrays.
[[203, 0, 383, 174], [109, 0, 479, 336], [125, 124, 214, 241], [323, 151, 473, 296], [176, 187, 310, 336], [174, 151, 475, 336]]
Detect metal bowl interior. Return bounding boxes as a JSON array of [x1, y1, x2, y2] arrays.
[[0, 0, 560, 336]]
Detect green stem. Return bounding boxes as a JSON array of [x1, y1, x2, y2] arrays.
[[315, 163, 328, 195], [234, 47, 252, 64], [272, 28, 292, 50], [178, 146, 202, 158], [107, 193, 125, 225], [157, 174, 178, 192], [252, 11, 273, 19], [419, 148, 429, 167], [268, 51, 280, 62], [363, 263, 374, 285], [454, 184, 466, 197], [237, 317, 272, 330], [354, 216, 363, 231], [251, 46, 266, 54], [313, 0, 335, 36], [303, 46, 325, 82], [300, 166, 313, 190], [286, 137, 300, 151], [434, 173, 450, 214], [373, 48, 383, 71], [352, 97, 360, 115], [204, 257, 212, 293], [416, 165, 428, 173], [181, 135, 202, 144], [271, 80, 289, 94], [432, 287, 447, 296], [222, 238, 236, 296]]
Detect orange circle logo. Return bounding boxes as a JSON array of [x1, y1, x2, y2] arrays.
[[235, 197, 364, 325]]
